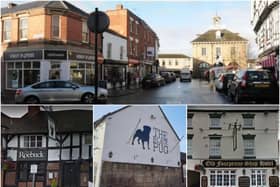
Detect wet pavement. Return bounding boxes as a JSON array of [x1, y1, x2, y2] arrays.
[[108, 79, 233, 104]]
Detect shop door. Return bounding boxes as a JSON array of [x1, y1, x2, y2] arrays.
[[62, 163, 79, 187]]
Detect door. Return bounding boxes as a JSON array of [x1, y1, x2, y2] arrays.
[[62, 163, 79, 187]]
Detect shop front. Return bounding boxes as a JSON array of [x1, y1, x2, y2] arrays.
[[197, 159, 279, 187], [128, 59, 140, 87]]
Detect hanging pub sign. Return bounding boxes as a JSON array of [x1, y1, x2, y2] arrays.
[[202, 160, 276, 168], [44, 50, 67, 60], [68, 51, 94, 62], [4, 50, 43, 61], [17, 149, 47, 161]]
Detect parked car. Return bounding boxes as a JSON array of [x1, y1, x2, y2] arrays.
[[215, 72, 235, 93], [170, 72, 177, 81], [228, 69, 278, 104], [142, 73, 166, 88], [160, 72, 173, 83], [180, 69, 192, 82], [15, 80, 108, 104]]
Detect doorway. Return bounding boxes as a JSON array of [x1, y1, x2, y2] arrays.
[[62, 162, 79, 187]]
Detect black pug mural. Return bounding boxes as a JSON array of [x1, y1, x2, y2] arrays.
[[132, 125, 151, 150]]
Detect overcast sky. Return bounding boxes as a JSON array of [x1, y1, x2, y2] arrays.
[[1, 0, 258, 58]]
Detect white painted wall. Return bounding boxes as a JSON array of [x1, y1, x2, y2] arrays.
[[103, 32, 128, 61], [99, 106, 181, 168], [159, 57, 193, 71]]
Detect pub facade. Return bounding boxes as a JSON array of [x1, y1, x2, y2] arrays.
[[1, 106, 92, 187], [187, 105, 279, 187]]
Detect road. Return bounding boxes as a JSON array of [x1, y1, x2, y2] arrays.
[[108, 79, 232, 104]]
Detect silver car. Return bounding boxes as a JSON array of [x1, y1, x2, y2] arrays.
[[15, 80, 108, 104]]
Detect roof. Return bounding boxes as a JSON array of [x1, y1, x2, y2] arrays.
[[1, 1, 88, 17], [158, 54, 190, 59], [1, 110, 92, 134], [94, 105, 180, 141], [188, 105, 279, 112], [192, 29, 247, 43]]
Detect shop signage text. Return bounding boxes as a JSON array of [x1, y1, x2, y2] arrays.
[[44, 50, 67, 60], [203, 160, 276, 168], [4, 51, 43, 61], [69, 52, 94, 61], [17, 149, 47, 161], [153, 127, 168, 154]]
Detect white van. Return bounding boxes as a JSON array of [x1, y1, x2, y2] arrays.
[[180, 69, 192, 82]]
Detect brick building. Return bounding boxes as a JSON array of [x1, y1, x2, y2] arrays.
[[1, 1, 103, 95], [191, 16, 248, 78], [106, 4, 160, 82]]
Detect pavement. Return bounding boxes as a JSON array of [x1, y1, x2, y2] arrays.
[[108, 85, 142, 97]]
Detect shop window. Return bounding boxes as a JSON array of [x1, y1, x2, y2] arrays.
[[107, 43, 112, 59], [3, 19, 11, 41], [23, 135, 43, 148], [19, 17, 28, 40], [202, 48, 206, 56], [209, 138, 221, 158], [71, 62, 94, 85], [243, 137, 255, 158], [51, 15, 60, 38], [18, 162, 46, 181], [210, 170, 236, 186], [6, 61, 40, 89], [251, 170, 266, 186], [82, 21, 89, 43]]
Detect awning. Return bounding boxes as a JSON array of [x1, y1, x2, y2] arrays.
[[128, 58, 140, 65], [261, 54, 276, 68]]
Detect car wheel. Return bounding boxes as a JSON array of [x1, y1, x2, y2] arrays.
[[24, 96, 39, 104], [82, 93, 94, 104]]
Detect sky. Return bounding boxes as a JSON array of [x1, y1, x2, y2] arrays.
[[94, 105, 187, 152], [1, 0, 258, 58]]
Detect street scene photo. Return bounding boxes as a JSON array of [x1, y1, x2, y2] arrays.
[[187, 105, 279, 187], [94, 105, 186, 187], [1, 0, 278, 104]]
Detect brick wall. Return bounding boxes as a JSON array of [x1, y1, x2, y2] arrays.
[[101, 161, 185, 187]]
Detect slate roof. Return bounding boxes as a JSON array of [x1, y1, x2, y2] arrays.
[[1, 110, 92, 134], [158, 54, 190, 59], [1, 1, 89, 17], [192, 29, 247, 43]]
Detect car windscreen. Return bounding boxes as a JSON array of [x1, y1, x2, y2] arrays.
[[32, 82, 55, 89], [247, 71, 273, 81]]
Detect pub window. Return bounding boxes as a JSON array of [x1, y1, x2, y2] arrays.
[[243, 138, 255, 157], [242, 114, 255, 128], [187, 138, 192, 158], [82, 21, 89, 42], [23, 135, 43, 148], [51, 15, 60, 38], [19, 17, 28, 40], [120, 46, 124, 60], [209, 113, 222, 129], [210, 170, 236, 186], [251, 169, 266, 186], [18, 162, 46, 181], [201, 48, 206, 56], [3, 19, 12, 41], [107, 43, 112, 59], [209, 138, 221, 158]]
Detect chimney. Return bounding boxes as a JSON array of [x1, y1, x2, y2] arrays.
[[116, 4, 124, 10], [26, 106, 41, 118], [8, 3, 17, 8]]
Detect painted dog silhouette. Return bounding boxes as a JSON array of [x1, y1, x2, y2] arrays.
[[132, 125, 151, 150]]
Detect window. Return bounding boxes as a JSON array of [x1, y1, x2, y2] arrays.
[[23, 135, 43, 148], [7, 61, 40, 89], [216, 47, 221, 56], [187, 113, 194, 129], [130, 19, 133, 33], [84, 134, 92, 145], [209, 138, 221, 158], [187, 137, 192, 158], [82, 21, 89, 42], [135, 23, 138, 34], [3, 19, 12, 41], [251, 170, 266, 186], [162, 61, 165, 66], [175, 60, 178, 66], [231, 47, 236, 57], [169, 61, 172, 66], [107, 43, 112, 59], [70, 62, 94, 85], [210, 170, 236, 186], [209, 113, 222, 128], [19, 162, 46, 181], [135, 43, 138, 56], [130, 40, 133, 55], [243, 138, 255, 158], [202, 48, 206, 56], [51, 15, 60, 38], [120, 46, 124, 59], [19, 17, 28, 40], [242, 114, 255, 128]]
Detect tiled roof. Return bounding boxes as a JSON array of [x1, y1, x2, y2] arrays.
[[1, 1, 88, 17], [158, 54, 190, 59], [192, 29, 247, 43]]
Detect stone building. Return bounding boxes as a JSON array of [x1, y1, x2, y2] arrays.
[[106, 4, 160, 81], [158, 54, 193, 74], [1, 1, 102, 96], [187, 105, 279, 187], [1, 106, 92, 187], [94, 106, 184, 187], [191, 16, 248, 78], [251, 0, 279, 79]]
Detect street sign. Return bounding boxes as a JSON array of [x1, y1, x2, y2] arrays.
[[30, 164, 38, 174], [87, 11, 110, 33]]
